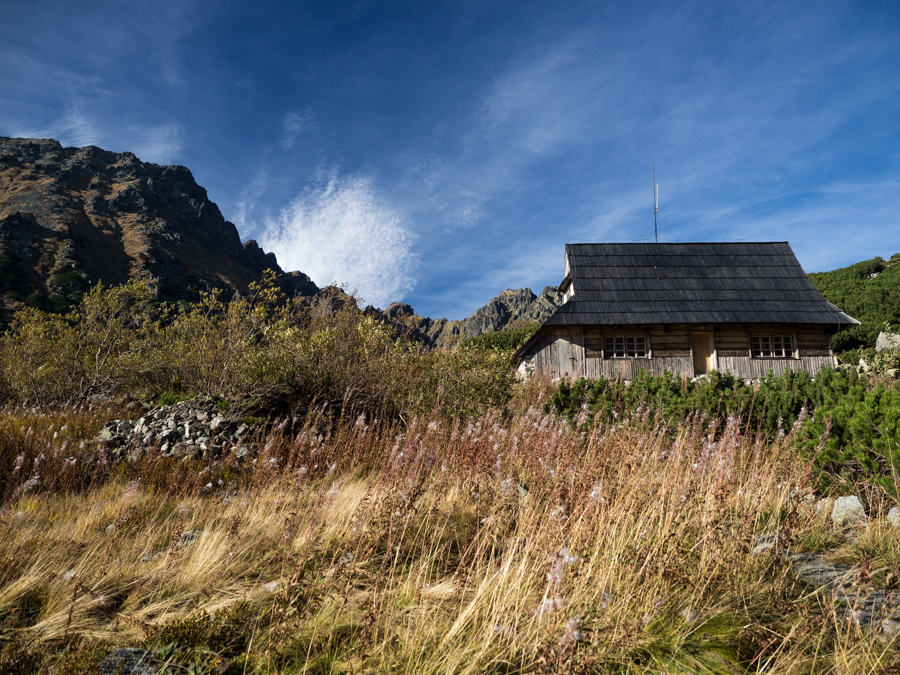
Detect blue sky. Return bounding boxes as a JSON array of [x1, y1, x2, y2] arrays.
[[2, 1, 899, 318]]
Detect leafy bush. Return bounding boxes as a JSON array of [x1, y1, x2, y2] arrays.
[[834, 347, 900, 373], [871, 347, 900, 372], [0, 275, 516, 420]]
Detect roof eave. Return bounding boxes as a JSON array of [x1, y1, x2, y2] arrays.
[[515, 325, 549, 360]]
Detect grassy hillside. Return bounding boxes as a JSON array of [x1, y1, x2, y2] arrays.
[[808, 253, 900, 351]]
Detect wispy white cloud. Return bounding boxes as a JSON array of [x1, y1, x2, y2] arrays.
[[129, 123, 183, 164], [260, 173, 417, 307], [233, 164, 271, 230], [13, 103, 99, 147], [281, 109, 314, 150]]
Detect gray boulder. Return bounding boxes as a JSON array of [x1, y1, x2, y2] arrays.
[[831, 496, 867, 528], [876, 332, 900, 352], [887, 506, 900, 528], [99, 648, 156, 675]]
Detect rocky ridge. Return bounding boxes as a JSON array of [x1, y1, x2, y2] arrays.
[[382, 286, 562, 348], [0, 136, 561, 345], [0, 136, 318, 322]]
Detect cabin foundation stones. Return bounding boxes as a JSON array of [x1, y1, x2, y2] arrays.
[[517, 242, 858, 381]]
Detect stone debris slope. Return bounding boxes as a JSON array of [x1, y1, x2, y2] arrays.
[[97, 396, 259, 462]]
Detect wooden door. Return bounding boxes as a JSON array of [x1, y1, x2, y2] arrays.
[[553, 332, 584, 380], [691, 333, 713, 376]]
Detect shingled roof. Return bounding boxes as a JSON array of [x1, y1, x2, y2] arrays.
[[544, 242, 858, 326]]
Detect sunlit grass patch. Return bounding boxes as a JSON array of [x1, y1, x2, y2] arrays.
[[1, 399, 899, 673]]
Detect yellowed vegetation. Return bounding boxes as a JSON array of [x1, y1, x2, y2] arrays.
[[2, 390, 900, 673]]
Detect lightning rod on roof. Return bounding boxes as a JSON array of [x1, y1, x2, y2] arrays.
[[653, 163, 659, 243]]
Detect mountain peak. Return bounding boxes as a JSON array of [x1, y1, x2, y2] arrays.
[[0, 136, 317, 320]]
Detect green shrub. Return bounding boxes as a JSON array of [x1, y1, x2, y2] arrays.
[[158, 391, 197, 406], [460, 323, 540, 351], [0, 275, 516, 420], [871, 347, 900, 372]]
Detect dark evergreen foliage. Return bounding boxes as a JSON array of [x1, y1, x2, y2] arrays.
[[807, 253, 900, 350], [546, 368, 900, 496]]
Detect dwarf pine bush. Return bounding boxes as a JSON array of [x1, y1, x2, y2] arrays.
[[547, 368, 900, 496]]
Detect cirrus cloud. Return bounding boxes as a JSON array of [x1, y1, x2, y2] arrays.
[[260, 173, 417, 308]]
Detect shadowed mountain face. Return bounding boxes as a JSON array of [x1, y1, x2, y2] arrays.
[[0, 136, 558, 344], [0, 137, 318, 320]]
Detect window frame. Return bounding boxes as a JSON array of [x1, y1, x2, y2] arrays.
[[602, 334, 651, 359], [749, 334, 796, 359]]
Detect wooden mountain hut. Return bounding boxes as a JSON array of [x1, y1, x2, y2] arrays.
[[515, 242, 858, 381]]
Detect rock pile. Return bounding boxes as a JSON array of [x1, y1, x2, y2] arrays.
[[96, 396, 259, 462], [754, 494, 900, 639]]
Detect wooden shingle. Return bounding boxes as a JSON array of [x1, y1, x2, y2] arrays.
[[545, 242, 857, 327]]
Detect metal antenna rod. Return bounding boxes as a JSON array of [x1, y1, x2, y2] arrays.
[[653, 163, 659, 243]]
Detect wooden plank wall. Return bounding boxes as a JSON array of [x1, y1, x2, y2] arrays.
[[524, 324, 835, 380], [531, 327, 585, 380], [716, 355, 835, 379]]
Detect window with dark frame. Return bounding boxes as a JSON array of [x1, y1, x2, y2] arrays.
[[603, 335, 648, 359], [750, 335, 793, 358]]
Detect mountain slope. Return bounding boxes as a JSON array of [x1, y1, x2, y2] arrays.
[[808, 253, 900, 350], [0, 137, 317, 322]]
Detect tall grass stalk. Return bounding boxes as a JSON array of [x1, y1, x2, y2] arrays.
[[1, 398, 898, 673]]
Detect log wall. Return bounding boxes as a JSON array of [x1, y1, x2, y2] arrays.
[[522, 323, 836, 381]]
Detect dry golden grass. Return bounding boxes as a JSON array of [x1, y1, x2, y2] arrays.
[[1, 396, 899, 673]]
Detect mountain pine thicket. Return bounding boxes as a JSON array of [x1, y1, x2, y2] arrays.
[[808, 252, 900, 351]]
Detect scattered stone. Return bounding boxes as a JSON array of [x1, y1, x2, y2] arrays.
[[877, 619, 900, 644], [680, 608, 700, 624], [178, 530, 202, 549], [876, 332, 900, 352], [888, 507, 900, 528], [98, 648, 156, 675], [94, 396, 262, 464], [752, 540, 776, 557], [791, 553, 854, 587], [752, 532, 900, 631], [831, 496, 867, 528], [815, 497, 835, 520]]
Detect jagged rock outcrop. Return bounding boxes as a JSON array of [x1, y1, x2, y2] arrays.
[[0, 137, 317, 322], [0, 136, 560, 344], [384, 285, 562, 348]]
